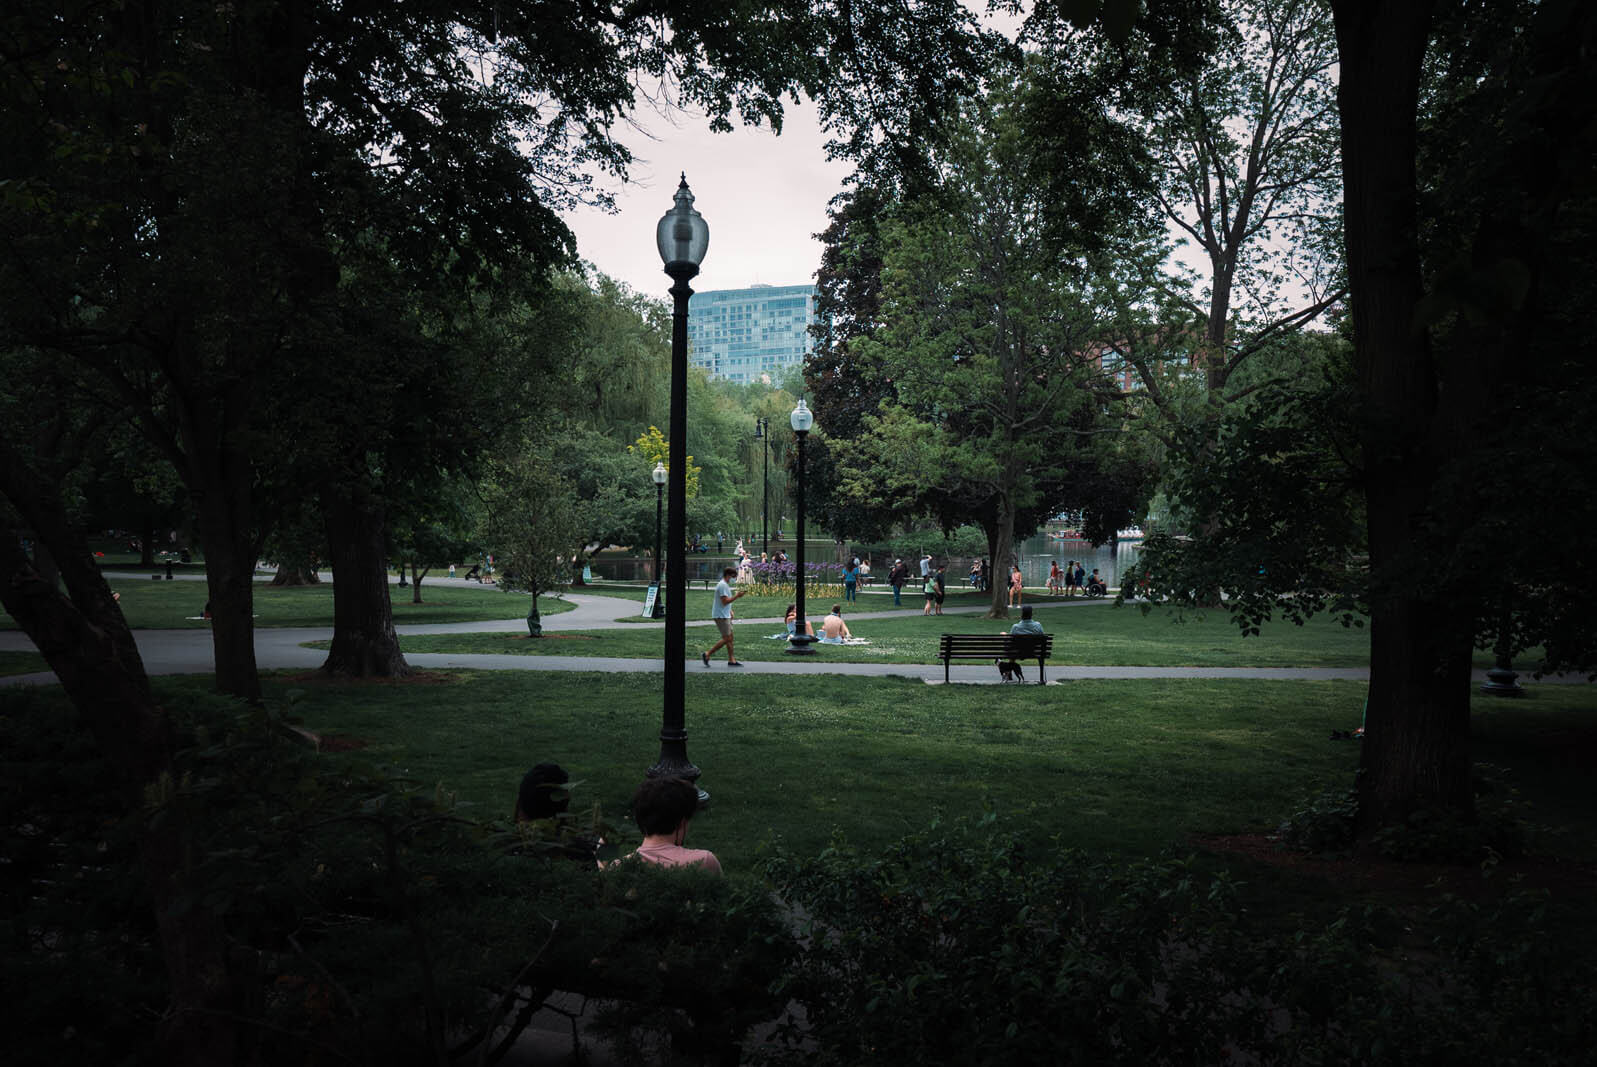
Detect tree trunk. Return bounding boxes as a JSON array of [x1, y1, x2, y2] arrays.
[[1331, 0, 1472, 834], [191, 481, 264, 703], [269, 558, 321, 585], [985, 494, 1016, 620], [139, 514, 156, 567], [0, 474, 243, 1066], [411, 563, 428, 604], [321, 487, 410, 677]]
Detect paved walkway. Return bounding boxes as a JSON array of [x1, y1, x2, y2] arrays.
[[0, 577, 1582, 687]]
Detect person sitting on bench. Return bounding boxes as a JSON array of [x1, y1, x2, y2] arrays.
[[997, 605, 1045, 682]]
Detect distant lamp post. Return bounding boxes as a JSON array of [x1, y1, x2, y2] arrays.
[[787, 397, 817, 655], [651, 174, 709, 794], [753, 416, 771, 558], [651, 461, 667, 618]]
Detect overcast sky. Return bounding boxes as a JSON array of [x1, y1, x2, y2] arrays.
[[561, 96, 853, 299]]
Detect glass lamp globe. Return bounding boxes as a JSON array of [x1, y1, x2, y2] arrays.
[[790, 398, 815, 434], [656, 174, 709, 274]]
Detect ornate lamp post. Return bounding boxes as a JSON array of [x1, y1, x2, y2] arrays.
[[787, 397, 817, 655], [753, 416, 770, 558], [650, 174, 709, 792], [650, 461, 667, 618]]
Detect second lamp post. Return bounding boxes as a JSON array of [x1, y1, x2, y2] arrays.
[[753, 416, 770, 558], [650, 461, 666, 618], [787, 397, 816, 654]]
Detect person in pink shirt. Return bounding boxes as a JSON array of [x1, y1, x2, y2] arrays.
[[617, 776, 722, 874]]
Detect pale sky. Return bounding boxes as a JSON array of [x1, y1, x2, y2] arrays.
[[562, 97, 853, 298]]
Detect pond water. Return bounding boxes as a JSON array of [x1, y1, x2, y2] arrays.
[[1010, 531, 1143, 589]]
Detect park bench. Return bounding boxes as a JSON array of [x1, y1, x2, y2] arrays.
[[937, 632, 1054, 685]]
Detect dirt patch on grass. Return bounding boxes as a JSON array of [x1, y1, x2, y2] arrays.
[[1194, 832, 1597, 900]]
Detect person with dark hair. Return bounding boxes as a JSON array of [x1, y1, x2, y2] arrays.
[[617, 777, 722, 873], [820, 604, 852, 643], [783, 603, 815, 638], [997, 604, 1046, 683], [514, 763, 571, 822], [702, 566, 748, 667]]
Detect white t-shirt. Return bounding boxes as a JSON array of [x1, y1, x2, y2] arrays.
[[712, 579, 734, 619], [920, 557, 931, 577]]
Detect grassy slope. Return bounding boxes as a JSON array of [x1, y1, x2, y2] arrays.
[[252, 670, 1597, 870]]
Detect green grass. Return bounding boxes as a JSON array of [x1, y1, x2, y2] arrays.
[[0, 650, 49, 677], [259, 670, 1597, 870], [384, 602, 1378, 667], [1, 581, 572, 631]]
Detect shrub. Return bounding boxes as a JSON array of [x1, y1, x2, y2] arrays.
[[757, 815, 1597, 1066], [1, 685, 792, 1066]]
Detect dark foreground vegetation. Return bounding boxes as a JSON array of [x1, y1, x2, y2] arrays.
[[5, 674, 1594, 1065]]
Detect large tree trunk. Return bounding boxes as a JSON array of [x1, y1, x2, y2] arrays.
[[0, 465, 243, 1066], [192, 482, 264, 703], [985, 492, 1016, 620], [139, 514, 156, 567], [269, 560, 322, 586], [185, 434, 266, 699], [1331, 0, 1472, 834], [321, 487, 410, 677]]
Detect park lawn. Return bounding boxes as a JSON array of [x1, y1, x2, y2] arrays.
[[0, 580, 573, 631], [272, 672, 1361, 862], [384, 602, 1378, 668], [262, 671, 1597, 871], [0, 650, 48, 677]]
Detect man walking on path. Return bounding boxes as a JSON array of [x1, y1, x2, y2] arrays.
[[702, 566, 748, 667]]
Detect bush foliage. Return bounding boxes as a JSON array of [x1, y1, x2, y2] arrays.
[[757, 817, 1597, 1066], [5, 690, 1595, 1065]]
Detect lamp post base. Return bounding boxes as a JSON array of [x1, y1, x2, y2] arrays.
[[646, 755, 708, 806], [786, 633, 818, 656], [1479, 665, 1525, 696]]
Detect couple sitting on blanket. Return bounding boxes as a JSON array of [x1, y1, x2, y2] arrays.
[[775, 603, 855, 644]]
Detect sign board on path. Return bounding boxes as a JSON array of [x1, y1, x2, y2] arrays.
[[641, 583, 659, 618]]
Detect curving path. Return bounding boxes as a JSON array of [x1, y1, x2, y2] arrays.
[[0, 576, 1579, 687]]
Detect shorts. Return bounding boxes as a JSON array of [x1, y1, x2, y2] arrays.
[[713, 618, 733, 636]]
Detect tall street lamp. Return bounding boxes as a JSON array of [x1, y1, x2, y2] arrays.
[[787, 397, 817, 655], [651, 461, 667, 618], [753, 416, 770, 558], [651, 174, 709, 792]]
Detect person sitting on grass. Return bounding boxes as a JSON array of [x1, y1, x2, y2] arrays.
[[514, 762, 571, 823], [612, 776, 721, 874], [820, 604, 852, 644], [997, 605, 1046, 683], [783, 603, 815, 638], [512, 762, 603, 863]]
